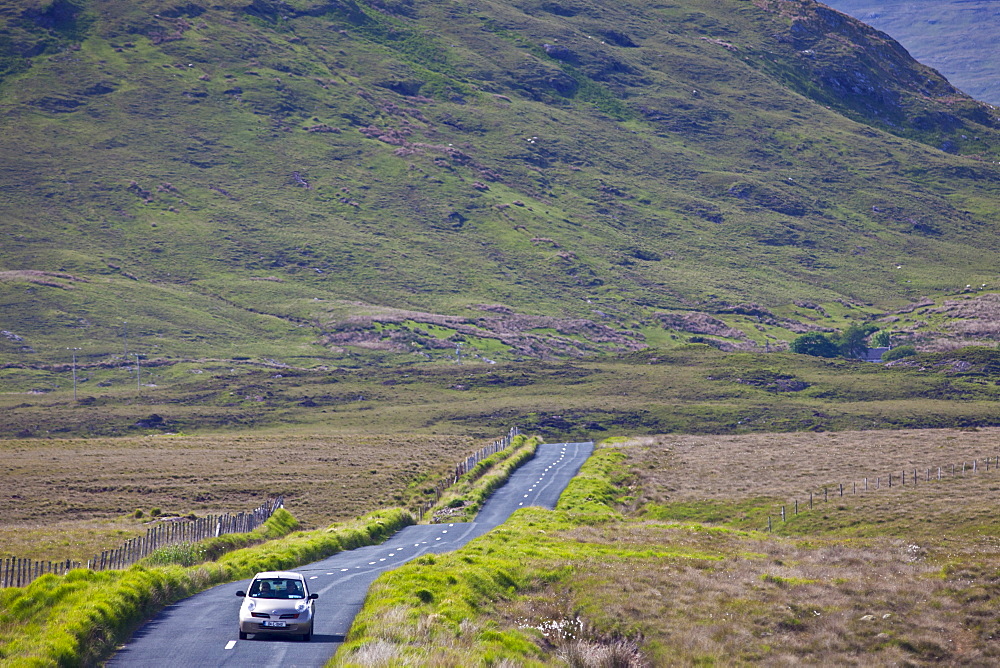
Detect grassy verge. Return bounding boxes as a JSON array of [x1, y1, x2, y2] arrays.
[[426, 435, 542, 523], [331, 447, 632, 666], [0, 508, 412, 667]]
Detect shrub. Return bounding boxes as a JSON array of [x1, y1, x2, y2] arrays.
[[883, 345, 917, 361]]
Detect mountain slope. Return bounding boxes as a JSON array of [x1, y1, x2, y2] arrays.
[[2, 0, 1000, 364], [822, 0, 1000, 105]]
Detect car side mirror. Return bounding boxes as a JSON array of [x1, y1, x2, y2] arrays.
[[309, 593, 319, 600], [236, 591, 246, 597]]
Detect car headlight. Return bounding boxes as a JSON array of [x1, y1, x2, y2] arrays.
[[296, 603, 307, 612], [246, 601, 256, 612]]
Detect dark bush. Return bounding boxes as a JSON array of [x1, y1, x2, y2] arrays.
[[790, 332, 839, 358]]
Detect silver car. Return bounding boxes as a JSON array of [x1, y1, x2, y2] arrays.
[[236, 570, 318, 641]]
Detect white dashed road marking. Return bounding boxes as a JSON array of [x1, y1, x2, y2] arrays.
[[225, 641, 237, 650]]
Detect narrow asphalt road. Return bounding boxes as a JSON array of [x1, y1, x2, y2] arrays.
[[108, 441, 593, 667]]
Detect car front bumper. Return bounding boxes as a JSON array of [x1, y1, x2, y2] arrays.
[[239, 619, 311, 635]]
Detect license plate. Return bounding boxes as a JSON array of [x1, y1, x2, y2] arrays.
[[262, 621, 287, 628]]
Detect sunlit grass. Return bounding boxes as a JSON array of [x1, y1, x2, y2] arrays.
[[0, 508, 411, 667]]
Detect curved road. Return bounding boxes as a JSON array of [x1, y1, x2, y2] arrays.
[[109, 441, 593, 667]]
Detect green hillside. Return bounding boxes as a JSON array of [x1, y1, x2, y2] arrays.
[[2, 0, 1000, 366]]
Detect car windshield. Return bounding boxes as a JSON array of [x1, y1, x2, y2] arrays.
[[249, 578, 305, 599]]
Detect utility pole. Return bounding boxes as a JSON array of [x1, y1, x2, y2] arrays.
[[134, 353, 141, 391], [68, 347, 81, 401], [123, 320, 128, 358]]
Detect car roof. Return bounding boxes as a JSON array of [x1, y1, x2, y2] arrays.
[[252, 571, 304, 580]]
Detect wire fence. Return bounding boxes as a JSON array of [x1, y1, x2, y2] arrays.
[[765, 455, 1000, 532], [1, 497, 283, 589], [417, 426, 522, 518]]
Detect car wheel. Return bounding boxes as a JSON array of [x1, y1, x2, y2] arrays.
[[239, 631, 248, 640], [302, 625, 312, 642]]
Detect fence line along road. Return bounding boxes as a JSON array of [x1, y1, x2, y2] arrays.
[[766, 454, 1000, 531], [1, 497, 283, 589], [417, 426, 522, 518]]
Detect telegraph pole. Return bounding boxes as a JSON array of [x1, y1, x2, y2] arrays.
[[68, 347, 81, 401], [134, 353, 141, 391]]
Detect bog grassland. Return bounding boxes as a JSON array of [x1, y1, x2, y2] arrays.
[[6, 346, 1000, 440], [5, 345, 1000, 561], [339, 431, 1000, 665], [0, 430, 475, 561]]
